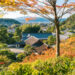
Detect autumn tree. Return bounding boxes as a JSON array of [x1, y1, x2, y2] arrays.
[[0, 0, 75, 56]]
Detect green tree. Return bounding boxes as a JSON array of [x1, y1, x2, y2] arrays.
[[17, 53, 26, 62], [0, 27, 9, 43], [24, 45, 33, 55], [0, 43, 7, 50], [0, 27, 15, 44], [0, 50, 16, 61], [47, 26, 55, 33], [13, 27, 22, 42], [0, 55, 11, 70], [47, 35, 56, 45], [21, 24, 40, 33]]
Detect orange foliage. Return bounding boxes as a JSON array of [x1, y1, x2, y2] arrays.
[[56, 2, 75, 8], [22, 37, 75, 63], [0, 62, 5, 65], [25, 17, 36, 22], [1, 0, 75, 19]]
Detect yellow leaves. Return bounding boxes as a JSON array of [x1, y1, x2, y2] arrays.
[[56, 2, 75, 8], [0, 0, 75, 16], [3, 7, 17, 11], [20, 10, 27, 14], [29, 9, 38, 13], [0, 14, 4, 18], [8, 63, 21, 71], [45, 6, 53, 10], [0, 0, 15, 5], [39, 8, 50, 14]]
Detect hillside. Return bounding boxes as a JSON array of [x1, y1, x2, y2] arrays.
[[16, 17, 49, 23], [60, 14, 75, 32], [16, 17, 65, 24], [23, 37, 75, 63], [0, 18, 21, 27]]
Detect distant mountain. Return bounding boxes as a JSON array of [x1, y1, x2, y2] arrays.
[[0, 18, 21, 27], [16, 17, 49, 24], [16, 17, 66, 24]]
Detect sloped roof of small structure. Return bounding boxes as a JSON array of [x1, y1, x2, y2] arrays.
[[25, 36, 39, 46], [34, 43, 48, 53], [25, 36, 48, 53]]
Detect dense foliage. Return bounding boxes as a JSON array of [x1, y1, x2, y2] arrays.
[[0, 18, 21, 27], [20, 24, 41, 33], [0, 55, 11, 71], [0, 50, 16, 61], [13, 27, 22, 42], [0, 27, 15, 44], [60, 14, 75, 32], [46, 26, 55, 33], [43, 35, 56, 46], [0, 43, 7, 50], [17, 53, 26, 62], [0, 27, 9, 43], [24, 45, 33, 55], [0, 57, 75, 75], [0, 34, 74, 75], [47, 35, 56, 45], [23, 37, 75, 62], [0, 24, 41, 44]]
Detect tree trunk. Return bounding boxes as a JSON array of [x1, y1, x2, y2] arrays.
[[56, 24, 60, 56], [53, 6, 60, 57], [51, 4, 60, 57]]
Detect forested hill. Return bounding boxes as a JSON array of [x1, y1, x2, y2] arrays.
[[0, 18, 21, 27], [60, 14, 75, 32]]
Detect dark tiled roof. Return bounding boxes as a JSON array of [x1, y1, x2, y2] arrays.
[[34, 43, 48, 53], [25, 36, 48, 53], [25, 36, 39, 46], [16, 41, 25, 45], [22, 33, 52, 41]]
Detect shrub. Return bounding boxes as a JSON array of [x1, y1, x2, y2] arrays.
[[0, 57, 75, 75], [51, 57, 71, 75], [0, 43, 7, 50], [2, 63, 33, 75], [32, 57, 73, 75], [69, 33, 75, 38], [17, 53, 26, 62], [0, 50, 16, 60], [0, 55, 11, 71], [60, 31, 65, 34], [47, 35, 56, 45], [24, 45, 33, 55], [46, 26, 55, 33]]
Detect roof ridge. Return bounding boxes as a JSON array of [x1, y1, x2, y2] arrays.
[[23, 33, 52, 34], [25, 36, 39, 41]]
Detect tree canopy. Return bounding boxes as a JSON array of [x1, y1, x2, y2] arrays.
[[60, 14, 75, 32], [0, 0, 75, 21]]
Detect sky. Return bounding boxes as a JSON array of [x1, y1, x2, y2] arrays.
[[1, 0, 75, 19], [3, 11, 39, 19]]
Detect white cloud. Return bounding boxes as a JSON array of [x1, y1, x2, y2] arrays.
[[3, 11, 40, 18], [3, 11, 24, 18]]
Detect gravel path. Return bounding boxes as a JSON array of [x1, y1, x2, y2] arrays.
[[9, 48, 24, 54]]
